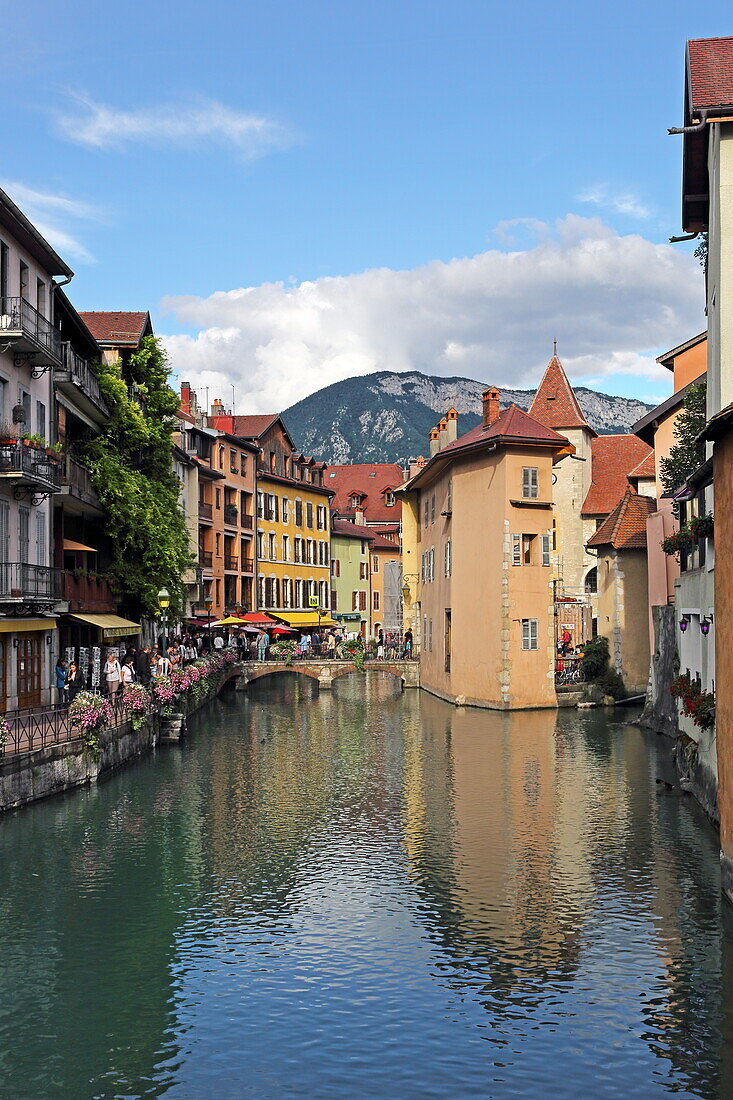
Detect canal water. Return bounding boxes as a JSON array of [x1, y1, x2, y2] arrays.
[[1, 674, 733, 1099]]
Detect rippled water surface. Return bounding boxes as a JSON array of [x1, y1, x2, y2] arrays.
[[2, 674, 733, 1098]]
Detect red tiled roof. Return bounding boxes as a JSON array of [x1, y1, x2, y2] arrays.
[[78, 311, 150, 345], [581, 435, 653, 516], [528, 354, 591, 432], [226, 414, 279, 439], [443, 403, 569, 454], [688, 37, 733, 111], [586, 489, 654, 551], [327, 464, 405, 523], [628, 451, 656, 481], [370, 533, 401, 550], [331, 518, 375, 541]]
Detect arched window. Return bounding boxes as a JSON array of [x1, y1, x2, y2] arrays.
[[585, 566, 598, 594]]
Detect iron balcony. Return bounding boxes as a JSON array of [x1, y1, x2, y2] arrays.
[[0, 563, 62, 600], [0, 441, 61, 493], [0, 296, 63, 367], [55, 344, 109, 425]]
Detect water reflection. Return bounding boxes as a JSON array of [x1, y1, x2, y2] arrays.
[[0, 674, 728, 1098]]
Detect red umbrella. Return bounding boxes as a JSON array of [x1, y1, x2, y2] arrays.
[[270, 625, 295, 635], [242, 612, 279, 625]]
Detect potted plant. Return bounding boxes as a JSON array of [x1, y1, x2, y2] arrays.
[[689, 513, 714, 540], [661, 526, 696, 557]]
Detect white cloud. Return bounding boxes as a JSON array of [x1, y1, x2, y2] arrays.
[[55, 94, 293, 159], [578, 185, 651, 219], [0, 180, 103, 263], [160, 215, 705, 414]]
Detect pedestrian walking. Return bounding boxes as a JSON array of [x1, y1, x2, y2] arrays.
[[134, 645, 152, 686], [104, 652, 122, 697], [120, 658, 135, 694], [257, 630, 270, 661], [377, 629, 385, 660], [157, 651, 171, 677], [214, 633, 224, 651], [55, 658, 69, 706], [402, 629, 413, 659]]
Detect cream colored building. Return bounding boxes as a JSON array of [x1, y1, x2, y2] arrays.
[[398, 388, 571, 710]]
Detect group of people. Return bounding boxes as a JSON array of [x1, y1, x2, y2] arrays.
[[244, 627, 414, 662], [54, 631, 231, 706]]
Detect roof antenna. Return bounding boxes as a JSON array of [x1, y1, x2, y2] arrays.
[[553, 338, 557, 357]]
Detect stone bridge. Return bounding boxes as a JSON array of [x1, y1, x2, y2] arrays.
[[233, 659, 420, 692]]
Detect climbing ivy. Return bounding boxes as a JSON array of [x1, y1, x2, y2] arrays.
[[82, 336, 192, 617]]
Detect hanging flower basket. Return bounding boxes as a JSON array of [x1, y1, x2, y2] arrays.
[[661, 527, 696, 557], [689, 513, 714, 540], [670, 672, 716, 729]]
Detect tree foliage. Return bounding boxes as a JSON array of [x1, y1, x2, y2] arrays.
[[659, 381, 707, 500], [82, 336, 192, 616]]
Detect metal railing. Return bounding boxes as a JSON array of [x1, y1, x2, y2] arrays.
[[3, 693, 134, 756], [200, 550, 213, 568], [0, 296, 62, 361], [224, 555, 238, 570], [0, 442, 61, 489], [554, 657, 586, 686], [62, 455, 99, 500], [241, 513, 253, 530], [62, 572, 116, 612], [58, 344, 109, 414], [223, 504, 238, 526], [247, 644, 420, 661], [241, 557, 254, 572], [0, 562, 61, 599], [198, 501, 213, 520]]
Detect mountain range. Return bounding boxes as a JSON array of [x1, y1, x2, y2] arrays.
[[282, 370, 654, 466]]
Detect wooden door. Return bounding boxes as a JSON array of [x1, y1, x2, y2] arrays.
[[17, 634, 41, 709]]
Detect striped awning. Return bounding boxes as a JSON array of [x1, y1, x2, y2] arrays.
[[273, 612, 337, 629]]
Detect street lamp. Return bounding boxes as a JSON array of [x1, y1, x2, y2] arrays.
[[158, 587, 170, 652]]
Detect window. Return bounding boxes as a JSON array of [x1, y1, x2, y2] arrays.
[[320, 580, 328, 607], [306, 538, 313, 564], [522, 467, 539, 499], [431, 494, 435, 523], [230, 449, 237, 473], [215, 532, 221, 555], [373, 591, 380, 610], [35, 401, 45, 441], [295, 579, 303, 607], [585, 567, 598, 594], [268, 532, 276, 560], [0, 501, 8, 563], [35, 512, 46, 566], [240, 454, 247, 476], [424, 499, 428, 528], [294, 537, 302, 563], [306, 502, 314, 528], [444, 539, 451, 577], [352, 591, 358, 611], [270, 451, 276, 473], [257, 530, 264, 558], [444, 610, 451, 672], [331, 558, 340, 578], [385, 491, 395, 507], [541, 534, 551, 567], [428, 547, 435, 582], [372, 555, 379, 573], [331, 590, 338, 611], [257, 491, 264, 519], [350, 493, 361, 509], [218, 446, 225, 468], [446, 481, 452, 513], [19, 507, 30, 562], [0, 242, 8, 300], [317, 504, 326, 529], [522, 534, 534, 565], [360, 562, 368, 580], [36, 280, 46, 317], [359, 591, 367, 612], [19, 261, 28, 302], [521, 619, 539, 651], [295, 500, 303, 527], [512, 535, 521, 566], [282, 534, 289, 561], [282, 497, 290, 524], [215, 487, 221, 509], [283, 578, 291, 608]]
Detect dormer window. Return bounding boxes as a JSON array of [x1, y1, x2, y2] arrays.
[[350, 493, 362, 509], [384, 490, 395, 507]]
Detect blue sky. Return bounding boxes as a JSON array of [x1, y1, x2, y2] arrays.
[[3, 0, 725, 411]]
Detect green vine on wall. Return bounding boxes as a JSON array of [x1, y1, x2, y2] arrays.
[[81, 336, 192, 617]]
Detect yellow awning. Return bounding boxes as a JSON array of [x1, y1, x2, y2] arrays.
[[0, 618, 56, 634], [274, 612, 337, 629], [68, 613, 141, 638], [63, 539, 97, 553]]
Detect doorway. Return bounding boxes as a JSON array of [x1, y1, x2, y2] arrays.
[[17, 634, 41, 709]]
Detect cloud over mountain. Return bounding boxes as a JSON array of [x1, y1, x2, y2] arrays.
[[161, 215, 704, 413]]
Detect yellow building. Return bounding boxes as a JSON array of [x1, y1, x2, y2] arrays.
[[215, 414, 333, 628]]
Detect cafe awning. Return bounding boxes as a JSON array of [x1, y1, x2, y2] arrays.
[[0, 618, 56, 634], [67, 613, 141, 638], [63, 539, 97, 553], [273, 612, 338, 629]]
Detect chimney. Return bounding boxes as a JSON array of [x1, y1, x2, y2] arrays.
[[355, 506, 365, 525], [482, 387, 500, 427], [211, 398, 225, 418], [409, 455, 426, 478], [180, 381, 192, 416], [445, 407, 458, 443], [438, 417, 448, 450], [429, 428, 441, 458]]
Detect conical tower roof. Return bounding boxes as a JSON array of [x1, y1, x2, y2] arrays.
[[529, 350, 594, 433]]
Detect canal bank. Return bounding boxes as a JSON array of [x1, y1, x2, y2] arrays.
[[0, 672, 728, 1099]]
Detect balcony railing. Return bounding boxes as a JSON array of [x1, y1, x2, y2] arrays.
[[62, 572, 116, 613], [223, 504, 238, 526], [0, 563, 61, 600], [241, 557, 254, 572], [200, 551, 213, 568], [0, 296, 62, 364], [0, 442, 61, 490], [57, 344, 109, 418], [224, 555, 238, 571], [61, 455, 101, 506], [241, 514, 253, 530], [198, 501, 213, 520]]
